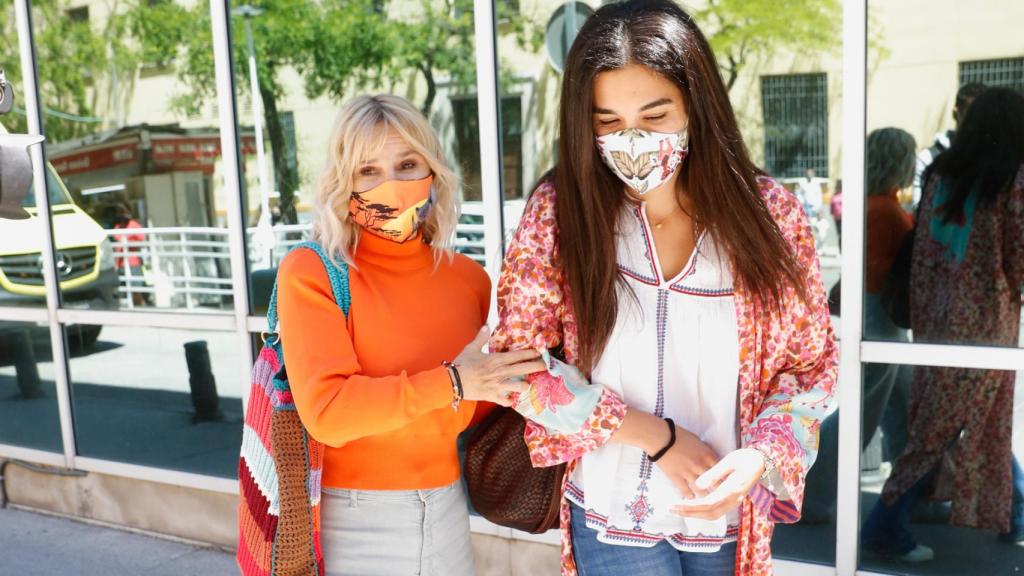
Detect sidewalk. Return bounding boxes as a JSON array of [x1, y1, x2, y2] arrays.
[[0, 506, 236, 576]]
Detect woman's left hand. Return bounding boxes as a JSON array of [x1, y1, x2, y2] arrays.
[[670, 448, 766, 520]]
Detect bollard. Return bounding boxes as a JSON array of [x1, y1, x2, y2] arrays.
[[184, 340, 222, 422], [12, 329, 43, 399]]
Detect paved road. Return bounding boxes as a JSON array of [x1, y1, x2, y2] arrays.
[[0, 506, 237, 576]]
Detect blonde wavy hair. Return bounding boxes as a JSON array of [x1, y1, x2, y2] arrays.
[[312, 94, 459, 267]]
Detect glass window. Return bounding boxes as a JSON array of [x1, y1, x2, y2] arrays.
[[858, 363, 1024, 574], [231, 0, 488, 313], [32, 0, 233, 313], [67, 325, 242, 478], [863, 0, 1024, 348], [451, 95, 523, 202], [0, 321, 63, 452], [0, 1, 50, 310], [761, 73, 830, 179], [860, 7, 1024, 571], [959, 57, 1024, 91], [494, 0, 581, 245]]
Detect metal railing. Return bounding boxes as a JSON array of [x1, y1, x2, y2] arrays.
[[107, 227, 235, 310], [101, 196, 838, 311], [104, 208, 493, 310]]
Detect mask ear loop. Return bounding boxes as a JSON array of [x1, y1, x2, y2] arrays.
[[411, 181, 436, 239]]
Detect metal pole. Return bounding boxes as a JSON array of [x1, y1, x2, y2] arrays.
[[472, 0, 504, 323], [212, 0, 257, 412], [120, 235, 133, 309], [181, 231, 194, 309], [243, 16, 271, 223], [836, 0, 868, 573], [14, 0, 78, 468]]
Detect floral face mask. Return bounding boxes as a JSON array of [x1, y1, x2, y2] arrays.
[[595, 126, 689, 195]]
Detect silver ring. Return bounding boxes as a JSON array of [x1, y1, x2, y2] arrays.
[[260, 331, 280, 345]]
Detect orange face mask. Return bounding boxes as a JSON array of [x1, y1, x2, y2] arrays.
[[348, 175, 434, 243]]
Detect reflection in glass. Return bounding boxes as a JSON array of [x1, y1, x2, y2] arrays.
[[0, 321, 62, 452], [0, 5, 54, 310], [68, 325, 242, 478], [860, 88, 1024, 571], [858, 364, 1024, 575], [493, 0, 564, 246], [864, 0, 1024, 348], [862, 127, 915, 340], [229, 0, 488, 312], [30, 0, 232, 312]]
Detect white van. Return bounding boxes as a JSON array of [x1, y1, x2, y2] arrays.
[[0, 155, 119, 347]]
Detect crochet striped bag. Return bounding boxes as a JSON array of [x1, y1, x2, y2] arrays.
[[237, 241, 350, 576]]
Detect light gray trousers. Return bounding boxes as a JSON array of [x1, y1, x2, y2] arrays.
[[321, 480, 476, 576]]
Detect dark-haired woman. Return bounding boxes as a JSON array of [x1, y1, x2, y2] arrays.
[[488, 1, 838, 575], [862, 87, 1024, 559]]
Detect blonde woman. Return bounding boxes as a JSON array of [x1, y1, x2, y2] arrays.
[[276, 94, 544, 575]]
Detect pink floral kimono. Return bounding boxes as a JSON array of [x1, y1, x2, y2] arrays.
[[489, 176, 839, 576]]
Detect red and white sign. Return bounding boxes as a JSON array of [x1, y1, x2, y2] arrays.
[[49, 134, 259, 177], [50, 142, 137, 176]]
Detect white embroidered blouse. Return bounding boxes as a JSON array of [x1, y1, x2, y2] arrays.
[[565, 202, 741, 552]]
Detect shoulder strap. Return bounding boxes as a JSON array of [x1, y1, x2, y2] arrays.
[[266, 241, 351, 334]]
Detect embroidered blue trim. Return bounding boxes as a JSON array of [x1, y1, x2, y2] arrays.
[[667, 285, 734, 297], [579, 506, 740, 550], [619, 264, 659, 286]]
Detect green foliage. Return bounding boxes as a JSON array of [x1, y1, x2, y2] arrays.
[[301, 0, 393, 101], [695, 0, 842, 90], [498, 0, 544, 55], [28, 0, 110, 141], [127, 1, 190, 70], [0, 3, 26, 135], [389, 0, 477, 112]]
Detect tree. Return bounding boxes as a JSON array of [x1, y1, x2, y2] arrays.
[[151, 0, 540, 223], [0, 0, 138, 142], [695, 0, 842, 91], [389, 0, 477, 115], [132, 0, 394, 225]]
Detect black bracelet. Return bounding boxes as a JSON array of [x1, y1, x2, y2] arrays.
[[648, 417, 676, 463], [443, 360, 464, 400]]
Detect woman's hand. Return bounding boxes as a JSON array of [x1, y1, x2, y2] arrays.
[[670, 448, 766, 520], [454, 328, 546, 406], [653, 426, 721, 499], [612, 410, 719, 499]]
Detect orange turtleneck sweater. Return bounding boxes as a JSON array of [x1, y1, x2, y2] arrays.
[[276, 231, 492, 490]]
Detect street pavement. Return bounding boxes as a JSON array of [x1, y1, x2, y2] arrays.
[[0, 506, 236, 576]]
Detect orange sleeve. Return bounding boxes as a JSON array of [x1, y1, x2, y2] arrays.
[[276, 249, 454, 448], [882, 207, 914, 273]]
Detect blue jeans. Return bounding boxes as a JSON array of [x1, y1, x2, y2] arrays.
[[863, 456, 1024, 550], [570, 504, 737, 576], [1012, 457, 1024, 534], [861, 468, 934, 554]]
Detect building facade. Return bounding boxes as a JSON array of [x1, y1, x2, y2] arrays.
[[0, 0, 1021, 574]]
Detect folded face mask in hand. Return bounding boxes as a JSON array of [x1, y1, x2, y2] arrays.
[[512, 349, 604, 434]]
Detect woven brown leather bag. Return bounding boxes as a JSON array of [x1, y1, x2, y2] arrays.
[[463, 406, 566, 534]]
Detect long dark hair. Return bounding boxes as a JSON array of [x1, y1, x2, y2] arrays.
[[554, 0, 806, 372], [929, 87, 1024, 223]]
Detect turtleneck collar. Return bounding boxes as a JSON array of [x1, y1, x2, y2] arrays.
[[354, 229, 434, 271]]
